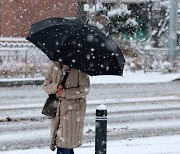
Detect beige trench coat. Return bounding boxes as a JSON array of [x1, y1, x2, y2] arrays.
[[43, 61, 90, 150]]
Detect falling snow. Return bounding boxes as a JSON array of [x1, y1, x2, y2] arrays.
[[0, 0, 180, 153]]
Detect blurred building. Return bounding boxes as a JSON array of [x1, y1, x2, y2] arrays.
[[0, 0, 86, 37]]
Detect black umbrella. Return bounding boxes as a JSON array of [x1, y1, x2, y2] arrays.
[[26, 17, 125, 76]]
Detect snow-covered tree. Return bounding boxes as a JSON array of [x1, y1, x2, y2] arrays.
[[106, 4, 138, 37], [88, 2, 138, 37], [147, 0, 169, 48], [86, 1, 179, 72]]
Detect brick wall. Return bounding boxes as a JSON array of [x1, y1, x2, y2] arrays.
[[0, 0, 86, 37]]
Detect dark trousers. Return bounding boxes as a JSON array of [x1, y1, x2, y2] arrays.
[[57, 147, 74, 154]]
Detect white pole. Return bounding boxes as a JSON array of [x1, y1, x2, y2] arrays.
[[93, 0, 97, 23], [168, 0, 178, 62]]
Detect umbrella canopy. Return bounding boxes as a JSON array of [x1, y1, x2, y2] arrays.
[[26, 17, 125, 76]]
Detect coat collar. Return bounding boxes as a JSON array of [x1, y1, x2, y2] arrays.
[[54, 61, 70, 73]]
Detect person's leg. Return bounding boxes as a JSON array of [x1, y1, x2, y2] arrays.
[[57, 147, 74, 154], [70, 148, 74, 154]]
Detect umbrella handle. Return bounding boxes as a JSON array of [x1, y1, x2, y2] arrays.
[[86, 19, 89, 25]]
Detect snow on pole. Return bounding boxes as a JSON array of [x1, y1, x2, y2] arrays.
[[95, 104, 107, 154]]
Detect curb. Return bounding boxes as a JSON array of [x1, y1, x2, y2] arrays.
[[173, 77, 180, 81], [0, 77, 180, 87], [0, 79, 44, 87]]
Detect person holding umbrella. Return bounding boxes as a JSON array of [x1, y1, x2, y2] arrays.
[[43, 61, 90, 154], [27, 17, 125, 153]]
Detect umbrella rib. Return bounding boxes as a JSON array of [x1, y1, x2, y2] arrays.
[[59, 25, 84, 47], [89, 28, 125, 67]]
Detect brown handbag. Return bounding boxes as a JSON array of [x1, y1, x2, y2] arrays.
[[42, 69, 70, 118]]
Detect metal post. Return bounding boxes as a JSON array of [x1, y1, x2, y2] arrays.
[[168, 0, 178, 62], [95, 105, 107, 154]]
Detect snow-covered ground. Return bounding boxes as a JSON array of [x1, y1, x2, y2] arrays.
[[0, 71, 180, 154], [0, 70, 180, 84], [90, 70, 180, 84], [1, 135, 180, 154]]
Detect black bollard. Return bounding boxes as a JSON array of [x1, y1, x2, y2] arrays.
[[95, 105, 107, 154]]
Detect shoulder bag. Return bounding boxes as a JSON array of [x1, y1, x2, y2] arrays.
[[42, 69, 70, 118]]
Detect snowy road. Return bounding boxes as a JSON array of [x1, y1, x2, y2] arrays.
[[0, 81, 180, 151]]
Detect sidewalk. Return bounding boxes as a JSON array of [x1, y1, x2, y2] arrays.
[[0, 78, 44, 87], [1, 135, 180, 154], [0, 71, 180, 87]]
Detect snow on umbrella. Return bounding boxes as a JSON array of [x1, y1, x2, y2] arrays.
[[26, 17, 125, 76]]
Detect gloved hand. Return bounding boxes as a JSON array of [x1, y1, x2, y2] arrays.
[[50, 143, 56, 151]]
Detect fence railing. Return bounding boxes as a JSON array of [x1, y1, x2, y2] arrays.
[[1, 37, 178, 78], [0, 37, 50, 78], [142, 48, 169, 72]]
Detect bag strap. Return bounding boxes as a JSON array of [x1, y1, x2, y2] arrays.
[[49, 68, 70, 98], [61, 69, 70, 87]]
